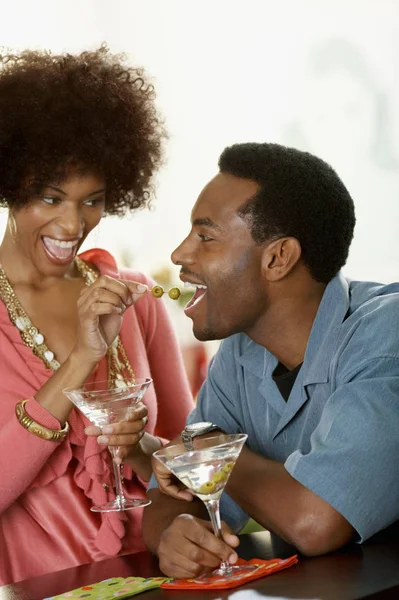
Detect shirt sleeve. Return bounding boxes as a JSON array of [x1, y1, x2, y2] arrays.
[[0, 395, 66, 515], [285, 356, 399, 542]]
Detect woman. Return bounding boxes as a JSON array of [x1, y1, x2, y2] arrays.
[[0, 46, 193, 584]]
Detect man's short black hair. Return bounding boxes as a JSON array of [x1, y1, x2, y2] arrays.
[[218, 143, 355, 283]]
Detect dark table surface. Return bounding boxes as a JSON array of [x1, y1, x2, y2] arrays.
[[2, 526, 399, 600]]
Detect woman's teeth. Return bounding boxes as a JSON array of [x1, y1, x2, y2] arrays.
[[43, 237, 78, 248], [42, 236, 79, 261]]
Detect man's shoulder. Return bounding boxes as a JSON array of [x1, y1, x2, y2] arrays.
[[347, 279, 399, 330], [348, 279, 399, 313], [336, 279, 399, 368]]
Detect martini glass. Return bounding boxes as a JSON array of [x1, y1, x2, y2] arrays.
[[153, 433, 257, 581], [63, 378, 152, 512]]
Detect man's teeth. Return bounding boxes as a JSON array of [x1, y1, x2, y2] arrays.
[[184, 281, 207, 289]]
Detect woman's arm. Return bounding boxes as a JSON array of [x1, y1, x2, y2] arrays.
[[0, 275, 147, 514], [0, 353, 96, 515], [120, 271, 194, 480]]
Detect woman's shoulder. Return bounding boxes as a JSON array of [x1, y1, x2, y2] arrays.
[[77, 248, 153, 285], [78, 248, 118, 277]]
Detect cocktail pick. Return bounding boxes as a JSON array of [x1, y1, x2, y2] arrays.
[[151, 285, 181, 300]]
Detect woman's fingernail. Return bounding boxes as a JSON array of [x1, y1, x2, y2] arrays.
[[137, 284, 148, 292], [98, 436, 109, 444], [102, 425, 114, 434]]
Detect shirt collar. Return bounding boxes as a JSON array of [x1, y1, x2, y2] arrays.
[[302, 272, 349, 385], [237, 272, 349, 385]]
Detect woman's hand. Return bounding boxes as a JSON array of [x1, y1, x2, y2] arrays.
[[85, 401, 149, 462], [72, 275, 147, 365]]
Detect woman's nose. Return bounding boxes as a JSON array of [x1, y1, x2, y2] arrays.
[[57, 206, 84, 237]]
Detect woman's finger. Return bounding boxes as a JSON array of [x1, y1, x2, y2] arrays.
[[120, 279, 148, 304], [97, 429, 145, 446], [79, 275, 148, 307], [79, 288, 127, 314]]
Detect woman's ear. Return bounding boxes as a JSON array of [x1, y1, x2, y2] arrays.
[[261, 237, 302, 281]]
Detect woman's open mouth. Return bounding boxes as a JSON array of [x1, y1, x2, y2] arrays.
[[41, 236, 80, 265]]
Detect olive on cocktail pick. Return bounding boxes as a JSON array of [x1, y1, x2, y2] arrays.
[[168, 287, 181, 300], [151, 285, 182, 300], [151, 285, 164, 298], [151, 285, 181, 300]]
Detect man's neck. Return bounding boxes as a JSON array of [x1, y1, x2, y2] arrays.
[[246, 279, 327, 370]]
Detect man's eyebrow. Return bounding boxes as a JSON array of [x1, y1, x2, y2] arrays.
[[192, 217, 222, 230]]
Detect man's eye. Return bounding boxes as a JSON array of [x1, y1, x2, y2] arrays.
[[198, 233, 213, 242]]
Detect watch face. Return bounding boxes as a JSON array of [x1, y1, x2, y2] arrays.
[[186, 421, 212, 433]]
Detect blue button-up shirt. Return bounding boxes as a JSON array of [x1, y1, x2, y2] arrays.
[[187, 273, 399, 541]]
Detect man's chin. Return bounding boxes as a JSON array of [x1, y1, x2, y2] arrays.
[[192, 324, 221, 342]]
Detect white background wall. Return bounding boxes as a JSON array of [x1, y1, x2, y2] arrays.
[[1, 0, 398, 286]]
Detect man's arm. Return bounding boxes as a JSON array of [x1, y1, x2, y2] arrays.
[[226, 446, 354, 555], [144, 443, 353, 561]]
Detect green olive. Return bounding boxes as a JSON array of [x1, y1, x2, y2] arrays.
[[168, 287, 181, 300], [198, 481, 216, 495], [211, 470, 227, 483], [222, 461, 235, 474], [151, 285, 164, 298]]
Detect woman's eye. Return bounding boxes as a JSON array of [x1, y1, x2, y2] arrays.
[[198, 233, 213, 242], [84, 198, 105, 207], [42, 196, 60, 205]]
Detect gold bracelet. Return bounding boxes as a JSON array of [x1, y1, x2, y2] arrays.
[[15, 400, 69, 442]]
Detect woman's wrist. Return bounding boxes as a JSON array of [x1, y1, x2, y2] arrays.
[[64, 351, 98, 382], [34, 354, 98, 424]]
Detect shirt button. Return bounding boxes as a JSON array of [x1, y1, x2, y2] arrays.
[[103, 483, 109, 491]]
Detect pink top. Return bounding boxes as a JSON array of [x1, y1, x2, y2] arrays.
[[0, 249, 194, 585]]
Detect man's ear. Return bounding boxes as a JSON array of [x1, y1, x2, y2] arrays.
[[261, 237, 302, 281]]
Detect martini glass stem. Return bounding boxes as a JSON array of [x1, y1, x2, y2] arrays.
[[110, 448, 125, 509], [204, 498, 232, 574]]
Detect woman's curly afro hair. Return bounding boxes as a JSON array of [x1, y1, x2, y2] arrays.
[[0, 44, 166, 215]]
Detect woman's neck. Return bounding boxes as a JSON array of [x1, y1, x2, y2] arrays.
[[0, 229, 78, 289]]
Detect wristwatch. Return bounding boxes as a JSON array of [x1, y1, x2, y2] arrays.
[[181, 421, 222, 450]]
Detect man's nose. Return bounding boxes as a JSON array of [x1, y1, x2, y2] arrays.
[[171, 237, 194, 266]]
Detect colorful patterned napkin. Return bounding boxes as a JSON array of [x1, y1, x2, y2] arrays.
[[42, 576, 171, 599], [160, 556, 298, 590], [43, 555, 298, 598]]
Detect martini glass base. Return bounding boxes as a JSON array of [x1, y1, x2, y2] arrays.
[[91, 498, 151, 513], [194, 564, 258, 583]]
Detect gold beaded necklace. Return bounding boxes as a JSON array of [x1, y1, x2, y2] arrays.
[[0, 257, 135, 387]]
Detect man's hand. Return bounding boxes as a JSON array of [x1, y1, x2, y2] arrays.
[[157, 514, 239, 579], [152, 449, 194, 502]]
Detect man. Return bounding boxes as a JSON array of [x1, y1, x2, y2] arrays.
[[142, 143, 399, 578]]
